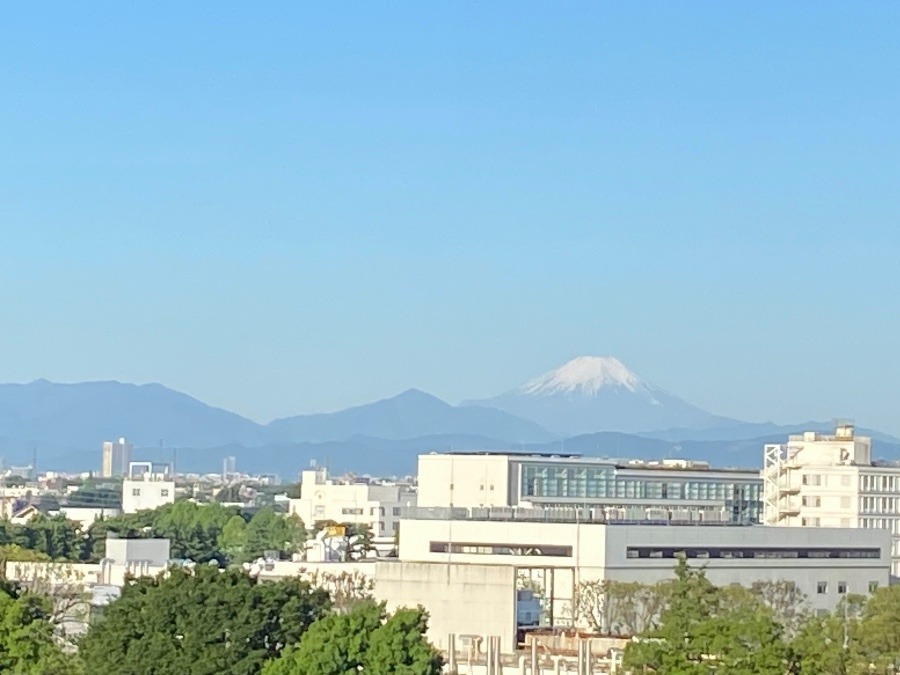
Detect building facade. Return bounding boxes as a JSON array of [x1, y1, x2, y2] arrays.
[[418, 452, 761, 524], [289, 468, 417, 539], [121, 462, 175, 514], [764, 423, 900, 576], [101, 438, 133, 478], [399, 506, 889, 618]]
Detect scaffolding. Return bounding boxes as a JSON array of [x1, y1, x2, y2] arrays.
[[762, 443, 803, 525]]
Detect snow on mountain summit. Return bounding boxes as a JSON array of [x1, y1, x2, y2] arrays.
[[519, 356, 650, 397]]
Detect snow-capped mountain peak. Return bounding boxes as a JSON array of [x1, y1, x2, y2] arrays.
[[519, 356, 647, 397]]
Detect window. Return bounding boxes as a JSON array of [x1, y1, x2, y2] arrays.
[[132, 488, 141, 496], [803, 474, 822, 486], [626, 547, 879, 560], [869, 581, 879, 593], [160, 489, 170, 497], [429, 541, 573, 557], [841, 496, 851, 509], [817, 582, 828, 594], [802, 496, 821, 508], [841, 475, 851, 487], [341, 508, 364, 515], [838, 581, 847, 594], [392, 507, 401, 516]]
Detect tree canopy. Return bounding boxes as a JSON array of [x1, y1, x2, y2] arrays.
[[262, 600, 442, 675], [78, 565, 331, 675]]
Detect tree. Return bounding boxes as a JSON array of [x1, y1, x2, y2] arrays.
[[78, 565, 331, 675], [853, 586, 900, 673], [623, 556, 789, 674], [342, 523, 374, 562], [0, 581, 80, 674], [750, 579, 809, 638], [218, 515, 248, 564], [262, 601, 442, 675], [573, 579, 670, 636]]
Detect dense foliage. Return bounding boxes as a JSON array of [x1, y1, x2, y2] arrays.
[[86, 502, 306, 564], [620, 557, 900, 674], [78, 565, 331, 675], [0, 580, 79, 674], [261, 600, 442, 675]]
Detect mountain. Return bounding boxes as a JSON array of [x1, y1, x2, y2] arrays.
[[0, 380, 264, 452], [465, 356, 739, 435], [266, 389, 555, 443], [0, 381, 553, 469]]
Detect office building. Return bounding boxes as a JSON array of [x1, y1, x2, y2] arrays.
[[417, 452, 762, 524], [101, 437, 133, 478], [764, 423, 900, 576], [289, 467, 416, 539], [121, 462, 175, 514]]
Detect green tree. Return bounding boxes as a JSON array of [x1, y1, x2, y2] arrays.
[[0, 581, 80, 674], [262, 601, 442, 675], [623, 556, 788, 674], [79, 565, 330, 675], [218, 515, 249, 564]]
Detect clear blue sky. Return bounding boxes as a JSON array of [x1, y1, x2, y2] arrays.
[[2, 3, 898, 434]]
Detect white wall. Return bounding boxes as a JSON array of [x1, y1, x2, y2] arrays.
[[121, 478, 175, 513], [417, 455, 514, 508], [376, 561, 519, 652]]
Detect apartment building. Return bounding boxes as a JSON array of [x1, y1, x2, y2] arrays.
[[289, 468, 417, 539], [763, 423, 900, 576], [417, 452, 762, 524]]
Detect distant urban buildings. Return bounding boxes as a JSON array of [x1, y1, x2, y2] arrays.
[[764, 423, 900, 576], [289, 467, 416, 539], [101, 437, 133, 478]]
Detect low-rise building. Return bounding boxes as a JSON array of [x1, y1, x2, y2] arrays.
[[289, 468, 416, 539], [382, 506, 890, 650], [121, 462, 175, 514]]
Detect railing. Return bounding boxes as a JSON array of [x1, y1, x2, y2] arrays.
[[403, 506, 755, 526]]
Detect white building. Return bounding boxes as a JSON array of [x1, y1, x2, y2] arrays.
[[101, 437, 133, 478], [121, 462, 175, 514], [60, 506, 122, 529], [418, 452, 762, 524], [763, 423, 900, 576], [382, 506, 890, 650], [289, 468, 416, 539]]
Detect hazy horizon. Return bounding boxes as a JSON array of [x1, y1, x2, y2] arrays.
[[2, 4, 898, 435]]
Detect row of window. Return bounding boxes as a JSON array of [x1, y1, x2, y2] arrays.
[[520, 464, 761, 503], [626, 547, 881, 560], [340, 506, 403, 516], [428, 541, 573, 557], [862, 475, 899, 493], [131, 488, 169, 497], [860, 497, 900, 514]]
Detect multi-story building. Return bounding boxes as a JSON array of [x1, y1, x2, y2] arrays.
[[386, 505, 889, 650], [121, 462, 175, 514], [101, 438, 133, 478], [289, 468, 416, 539], [763, 423, 900, 576], [417, 452, 762, 524]]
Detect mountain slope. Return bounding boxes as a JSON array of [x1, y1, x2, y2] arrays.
[[0, 380, 265, 451], [466, 356, 738, 435], [267, 389, 555, 443]]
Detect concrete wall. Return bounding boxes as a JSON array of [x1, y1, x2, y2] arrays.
[[417, 455, 514, 508], [603, 525, 890, 614], [105, 537, 171, 566], [376, 561, 519, 652]]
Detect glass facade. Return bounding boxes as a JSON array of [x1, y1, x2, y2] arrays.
[[519, 462, 761, 524]]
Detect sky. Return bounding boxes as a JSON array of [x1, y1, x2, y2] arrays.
[[1, 3, 899, 434]]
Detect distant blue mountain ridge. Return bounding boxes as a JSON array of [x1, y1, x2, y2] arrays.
[[1, 365, 897, 477]]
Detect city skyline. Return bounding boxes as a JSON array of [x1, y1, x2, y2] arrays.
[[2, 4, 898, 434]]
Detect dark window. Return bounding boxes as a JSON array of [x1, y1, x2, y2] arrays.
[[817, 581, 828, 594], [626, 547, 879, 560], [429, 542, 572, 557], [838, 581, 848, 594]]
